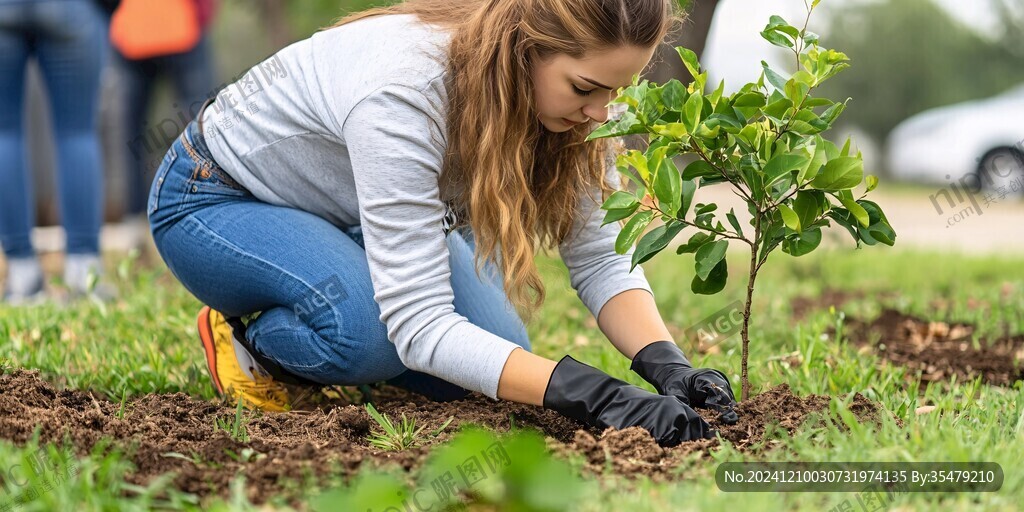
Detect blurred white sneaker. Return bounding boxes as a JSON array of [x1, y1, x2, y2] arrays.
[[2, 256, 46, 306], [63, 253, 118, 302]]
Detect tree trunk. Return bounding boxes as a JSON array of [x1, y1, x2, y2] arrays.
[[259, 0, 292, 49]]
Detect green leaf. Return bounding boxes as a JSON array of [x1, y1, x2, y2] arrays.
[[762, 97, 794, 119], [652, 123, 689, 139], [585, 111, 645, 141], [840, 197, 870, 227], [761, 61, 788, 91], [766, 15, 789, 28], [782, 227, 822, 256], [792, 190, 825, 229], [792, 70, 817, 87], [865, 174, 878, 192], [622, 150, 650, 182], [776, 25, 801, 39], [695, 203, 718, 215], [632, 221, 687, 269], [683, 91, 703, 132], [761, 29, 794, 48], [601, 190, 639, 210], [820, 101, 846, 124], [601, 203, 640, 225], [827, 208, 861, 246], [691, 258, 728, 295], [762, 153, 809, 188], [784, 79, 810, 105], [857, 200, 897, 247], [803, 97, 833, 108], [615, 210, 655, 254], [810, 156, 863, 191], [726, 208, 744, 238], [709, 79, 725, 109], [799, 135, 828, 182], [694, 122, 721, 139], [733, 92, 767, 108], [680, 179, 698, 217], [676, 47, 701, 78], [682, 160, 719, 181], [676, 231, 713, 254], [653, 156, 682, 217], [661, 80, 688, 109], [778, 203, 801, 232], [694, 239, 729, 281]]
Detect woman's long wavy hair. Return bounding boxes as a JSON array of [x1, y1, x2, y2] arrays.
[[330, 0, 684, 323]]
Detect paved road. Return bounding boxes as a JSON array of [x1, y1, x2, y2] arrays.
[[692, 183, 1024, 255]]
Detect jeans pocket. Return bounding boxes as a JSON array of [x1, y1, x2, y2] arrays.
[[189, 165, 251, 197]]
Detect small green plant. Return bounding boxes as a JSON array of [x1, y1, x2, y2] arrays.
[[364, 402, 453, 451], [214, 398, 252, 443], [587, 0, 896, 400], [115, 386, 129, 419]]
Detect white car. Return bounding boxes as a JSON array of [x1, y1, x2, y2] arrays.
[[886, 84, 1024, 196]]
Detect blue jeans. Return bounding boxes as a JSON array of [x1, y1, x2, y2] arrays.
[[147, 118, 532, 401], [0, 0, 107, 258]]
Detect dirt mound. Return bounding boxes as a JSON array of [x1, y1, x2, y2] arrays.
[[0, 369, 886, 504], [790, 288, 867, 321], [559, 383, 886, 481], [834, 308, 1024, 386]]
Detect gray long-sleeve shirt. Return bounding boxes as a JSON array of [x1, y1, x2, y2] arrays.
[[199, 13, 654, 400]]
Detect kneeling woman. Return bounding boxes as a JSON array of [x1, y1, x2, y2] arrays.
[[148, 0, 737, 447]]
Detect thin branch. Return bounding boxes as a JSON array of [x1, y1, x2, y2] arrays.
[[645, 203, 752, 246], [692, 144, 755, 204]]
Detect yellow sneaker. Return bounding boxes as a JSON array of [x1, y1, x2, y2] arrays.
[[197, 305, 291, 412]]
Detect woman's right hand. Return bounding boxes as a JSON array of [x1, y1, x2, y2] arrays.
[[541, 354, 714, 447]]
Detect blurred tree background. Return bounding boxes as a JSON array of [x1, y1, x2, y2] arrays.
[[815, 0, 1024, 145]]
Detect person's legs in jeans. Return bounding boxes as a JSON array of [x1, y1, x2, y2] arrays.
[[167, 33, 215, 122], [149, 123, 531, 402], [32, 0, 106, 257], [0, 5, 34, 259], [117, 52, 157, 218], [0, 3, 44, 300], [32, 0, 108, 297]]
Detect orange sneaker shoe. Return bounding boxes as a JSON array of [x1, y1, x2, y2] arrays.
[[197, 305, 291, 412]]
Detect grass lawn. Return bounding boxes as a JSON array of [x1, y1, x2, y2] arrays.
[[1, 244, 1022, 511]]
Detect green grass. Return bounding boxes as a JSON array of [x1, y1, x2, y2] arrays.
[[1, 244, 1023, 510]]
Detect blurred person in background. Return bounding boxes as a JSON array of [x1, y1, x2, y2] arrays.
[[110, 0, 218, 244], [0, 0, 117, 305]]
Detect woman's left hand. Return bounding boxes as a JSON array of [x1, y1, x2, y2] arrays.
[[630, 340, 739, 424]]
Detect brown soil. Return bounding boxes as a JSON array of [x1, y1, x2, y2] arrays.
[[558, 382, 889, 481], [0, 369, 888, 506], [789, 288, 865, 320], [833, 308, 1024, 386], [789, 288, 903, 321]]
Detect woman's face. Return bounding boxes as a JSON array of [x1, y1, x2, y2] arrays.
[[531, 44, 658, 133]]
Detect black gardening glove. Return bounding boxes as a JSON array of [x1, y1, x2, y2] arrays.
[[630, 340, 739, 425], [542, 354, 715, 447]]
